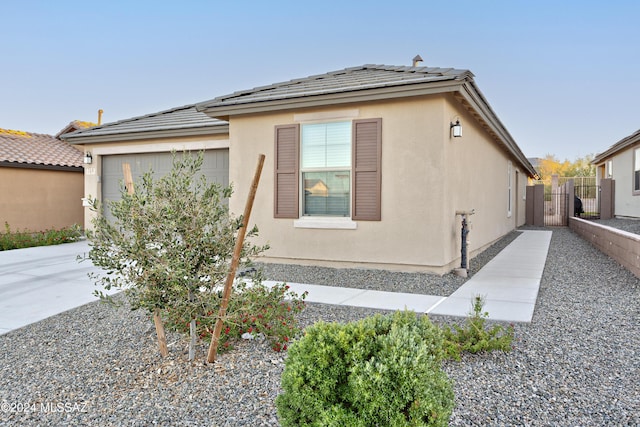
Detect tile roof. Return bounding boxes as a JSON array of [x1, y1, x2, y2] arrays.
[[197, 64, 473, 109], [592, 128, 640, 163], [55, 120, 98, 138], [0, 128, 83, 168], [194, 62, 537, 179], [61, 104, 228, 143]]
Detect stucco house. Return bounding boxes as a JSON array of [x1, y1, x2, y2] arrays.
[[61, 105, 230, 225], [63, 61, 536, 275], [0, 124, 87, 231], [592, 128, 640, 218]]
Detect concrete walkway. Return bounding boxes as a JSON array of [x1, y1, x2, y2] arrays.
[[269, 230, 552, 322], [428, 230, 552, 322], [0, 230, 551, 335]]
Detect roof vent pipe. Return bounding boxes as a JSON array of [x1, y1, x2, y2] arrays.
[[98, 109, 103, 125], [412, 55, 423, 67]]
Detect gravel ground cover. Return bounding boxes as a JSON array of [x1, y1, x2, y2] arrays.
[[1, 227, 638, 426], [594, 217, 640, 235], [257, 230, 521, 297]]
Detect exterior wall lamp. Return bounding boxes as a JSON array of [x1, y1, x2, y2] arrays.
[[83, 152, 93, 164], [450, 120, 462, 138]]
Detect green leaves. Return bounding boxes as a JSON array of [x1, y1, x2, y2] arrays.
[[277, 311, 454, 427], [1, 222, 82, 251], [441, 295, 515, 361], [82, 151, 271, 356]]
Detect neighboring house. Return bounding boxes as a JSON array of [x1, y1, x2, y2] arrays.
[[592, 128, 640, 218], [60, 105, 230, 226], [0, 124, 87, 231], [63, 61, 536, 275], [56, 120, 99, 139]]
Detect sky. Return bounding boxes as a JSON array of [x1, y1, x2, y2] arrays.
[[2, 0, 639, 161]]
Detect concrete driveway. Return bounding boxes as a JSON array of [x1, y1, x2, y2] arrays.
[[0, 240, 114, 335], [0, 230, 552, 335]]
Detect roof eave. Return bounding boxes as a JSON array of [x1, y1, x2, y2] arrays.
[[592, 130, 640, 164], [0, 161, 83, 172], [198, 79, 465, 118], [200, 77, 537, 179], [60, 124, 229, 145], [456, 82, 538, 179]]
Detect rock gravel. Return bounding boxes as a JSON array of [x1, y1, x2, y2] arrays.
[[257, 230, 521, 297], [594, 217, 640, 235], [1, 227, 638, 426]]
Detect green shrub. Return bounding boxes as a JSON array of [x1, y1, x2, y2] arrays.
[[163, 280, 307, 353], [441, 295, 514, 360], [0, 222, 82, 251], [276, 310, 454, 427]]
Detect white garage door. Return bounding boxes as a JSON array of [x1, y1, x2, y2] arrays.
[[101, 150, 229, 222]]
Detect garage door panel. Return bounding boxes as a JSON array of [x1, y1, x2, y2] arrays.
[[101, 150, 229, 222], [201, 150, 230, 188]]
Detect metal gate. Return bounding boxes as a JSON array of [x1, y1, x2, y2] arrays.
[[544, 189, 569, 226], [574, 185, 601, 219]]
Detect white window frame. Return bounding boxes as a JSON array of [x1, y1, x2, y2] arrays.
[[507, 161, 513, 217], [299, 121, 351, 218], [294, 120, 357, 229], [634, 148, 640, 196]]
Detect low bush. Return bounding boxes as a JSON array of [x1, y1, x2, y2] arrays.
[[163, 280, 307, 353], [0, 222, 82, 251], [276, 310, 454, 427], [441, 295, 515, 361]]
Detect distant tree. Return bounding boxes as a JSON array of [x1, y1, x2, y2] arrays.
[[537, 153, 595, 180], [566, 154, 596, 177]]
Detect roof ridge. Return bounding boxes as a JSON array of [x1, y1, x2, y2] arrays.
[[67, 103, 199, 135], [198, 63, 471, 109]]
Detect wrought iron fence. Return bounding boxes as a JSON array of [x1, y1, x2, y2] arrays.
[[574, 185, 601, 219], [544, 192, 568, 226], [559, 176, 596, 187]]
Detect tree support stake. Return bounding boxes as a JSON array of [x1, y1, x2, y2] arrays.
[[207, 154, 265, 364]]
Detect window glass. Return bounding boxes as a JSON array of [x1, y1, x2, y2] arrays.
[[301, 121, 351, 216], [635, 149, 640, 191], [303, 171, 350, 216], [301, 122, 351, 168]]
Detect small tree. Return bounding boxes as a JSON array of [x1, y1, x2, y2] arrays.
[[83, 151, 267, 359]]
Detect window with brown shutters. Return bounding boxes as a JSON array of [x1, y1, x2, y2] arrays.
[[274, 124, 299, 218], [273, 119, 381, 221], [352, 118, 382, 221]]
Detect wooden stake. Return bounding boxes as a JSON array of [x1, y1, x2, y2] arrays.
[[189, 319, 196, 361], [207, 154, 266, 363], [153, 309, 169, 358], [122, 163, 135, 195], [123, 163, 169, 358]]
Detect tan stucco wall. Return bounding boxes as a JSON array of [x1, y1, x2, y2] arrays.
[[596, 148, 640, 218], [228, 94, 527, 274], [441, 96, 527, 267], [80, 134, 230, 229], [0, 167, 83, 232]]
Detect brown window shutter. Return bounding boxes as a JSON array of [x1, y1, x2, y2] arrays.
[[274, 124, 300, 218], [352, 118, 382, 221]]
